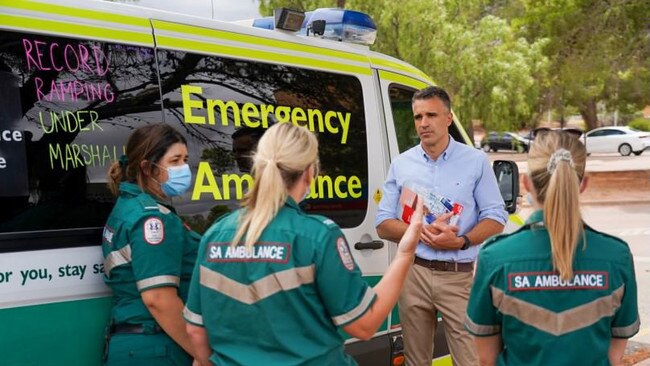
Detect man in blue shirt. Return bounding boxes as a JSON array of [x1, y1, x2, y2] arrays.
[[376, 86, 507, 366]]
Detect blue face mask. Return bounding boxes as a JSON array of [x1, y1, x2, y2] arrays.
[[159, 164, 192, 197]]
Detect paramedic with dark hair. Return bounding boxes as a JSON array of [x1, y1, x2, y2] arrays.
[[102, 123, 202, 366]]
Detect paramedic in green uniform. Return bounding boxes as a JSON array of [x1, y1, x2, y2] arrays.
[[102, 124, 201, 366], [184, 123, 424, 366], [465, 130, 639, 365]]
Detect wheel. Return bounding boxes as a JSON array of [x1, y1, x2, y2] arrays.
[[481, 144, 491, 152], [633, 151, 643, 156], [618, 143, 632, 156]]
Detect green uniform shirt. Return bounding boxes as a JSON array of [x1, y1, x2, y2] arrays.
[[184, 198, 375, 366], [103, 182, 200, 326], [465, 210, 639, 365]]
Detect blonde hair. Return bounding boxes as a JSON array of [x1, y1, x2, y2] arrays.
[[528, 131, 587, 280], [231, 123, 319, 248]]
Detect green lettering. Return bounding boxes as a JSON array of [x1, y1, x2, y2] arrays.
[[338, 112, 350, 144], [241, 102, 261, 128], [348, 175, 362, 198], [181, 85, 205, 124], [291, 107, 307, 127], [222, 173, 253, 200], [207, 99, 241, 126], [48, 143, 63, 169], [192, 162, 223, 200], [307, 108, 324, 133]]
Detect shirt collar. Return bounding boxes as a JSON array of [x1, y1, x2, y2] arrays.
[[418, 135, 456, 162], [119, 181, 166, 205], [285, 196, 300, 210], [119, 181, 144, 196]]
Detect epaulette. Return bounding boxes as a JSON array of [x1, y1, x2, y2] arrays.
[[135, 194, 171, 214], [304, 214, 339, 230], [584, 223, 630, 248], [481, 224, 529, 249]]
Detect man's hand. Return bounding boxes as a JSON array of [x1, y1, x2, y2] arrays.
[[420, 212, 462, 250]]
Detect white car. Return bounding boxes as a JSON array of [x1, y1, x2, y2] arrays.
[[583, 126, 650, 156]]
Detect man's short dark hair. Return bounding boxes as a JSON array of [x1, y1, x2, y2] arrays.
[[412, 86, 451, 112]]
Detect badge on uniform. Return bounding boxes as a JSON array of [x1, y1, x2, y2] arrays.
[[336, 237, 355, 271], [143, 217, 165, 245]]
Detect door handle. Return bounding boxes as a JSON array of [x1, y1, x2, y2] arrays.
[[354, 240, 384, 250]]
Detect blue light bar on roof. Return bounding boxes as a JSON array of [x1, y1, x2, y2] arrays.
[[252, 8, 377, 46]]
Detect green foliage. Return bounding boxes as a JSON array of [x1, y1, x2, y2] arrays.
[[628, 118, 650, 132], [510, 0, 650, 130], [258, 0, 649, 133]]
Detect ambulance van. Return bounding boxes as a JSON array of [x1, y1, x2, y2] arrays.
[[0, 1, 518, 365]]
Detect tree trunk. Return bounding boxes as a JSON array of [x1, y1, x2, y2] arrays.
[[337, 0, 345, 8], [579, 99, 599, 131]]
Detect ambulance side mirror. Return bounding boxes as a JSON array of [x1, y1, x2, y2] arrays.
[[493, 160, 519, 214]]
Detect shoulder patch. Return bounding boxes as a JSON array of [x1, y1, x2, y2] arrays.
[[336, 237, 355, 271], [143, 217, 165, 245]]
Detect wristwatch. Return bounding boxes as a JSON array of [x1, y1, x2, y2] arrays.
[[460, 235, 471, 250]]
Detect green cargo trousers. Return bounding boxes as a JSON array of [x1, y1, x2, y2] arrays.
[[104, 333, 192, 366]]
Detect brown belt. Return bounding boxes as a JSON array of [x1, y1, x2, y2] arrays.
[[414, 257, 474, 272]]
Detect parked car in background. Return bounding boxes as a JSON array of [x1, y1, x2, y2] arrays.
[[583, 126, 650, 156], [481, 132, 531, 153]]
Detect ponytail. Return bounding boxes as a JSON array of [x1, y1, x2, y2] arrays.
[[107, 161, 123, 196], [544, 156, 583, 280], [528, 132, 587, 281]]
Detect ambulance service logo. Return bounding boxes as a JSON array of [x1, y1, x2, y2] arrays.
[[336, 237, 355, 271], [144, 217, 165, 245]]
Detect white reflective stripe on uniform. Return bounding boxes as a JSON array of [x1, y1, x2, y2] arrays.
[[464, 314, 501, 335], [331, 287, 376, 326], [136, 275, 180, 291], [183, 307, 204, 326], [156, 204, 171, 214], [612, 317, 640, 338], [491, 284, 625, 336], [199, 264, 315, 305], [104, 244, 132, 276]]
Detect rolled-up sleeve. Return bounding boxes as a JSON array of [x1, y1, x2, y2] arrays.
[[474, 156, 508, 225], [375, 161, 400, 227]]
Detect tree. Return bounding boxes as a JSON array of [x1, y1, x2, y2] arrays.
[[510, 0, 650, 130], [259, 0, 548, 132]]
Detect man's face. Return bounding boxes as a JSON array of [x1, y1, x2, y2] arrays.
[[412, 97, 452, 151]]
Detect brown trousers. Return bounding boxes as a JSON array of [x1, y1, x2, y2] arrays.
[[399, 263, 478, 366]]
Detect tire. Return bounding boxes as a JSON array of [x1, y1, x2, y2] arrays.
[[481, 144, 491, 152], [618, 143, 632, 156], [633, 151, 643, 156]]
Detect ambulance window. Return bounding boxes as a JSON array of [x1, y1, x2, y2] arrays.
[[0, 30, 158, 247], [388, 84, 466, 153], [156, 49, 368, 231]]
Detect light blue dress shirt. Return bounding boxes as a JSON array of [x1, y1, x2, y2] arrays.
[[375, 136, 508, 262]]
